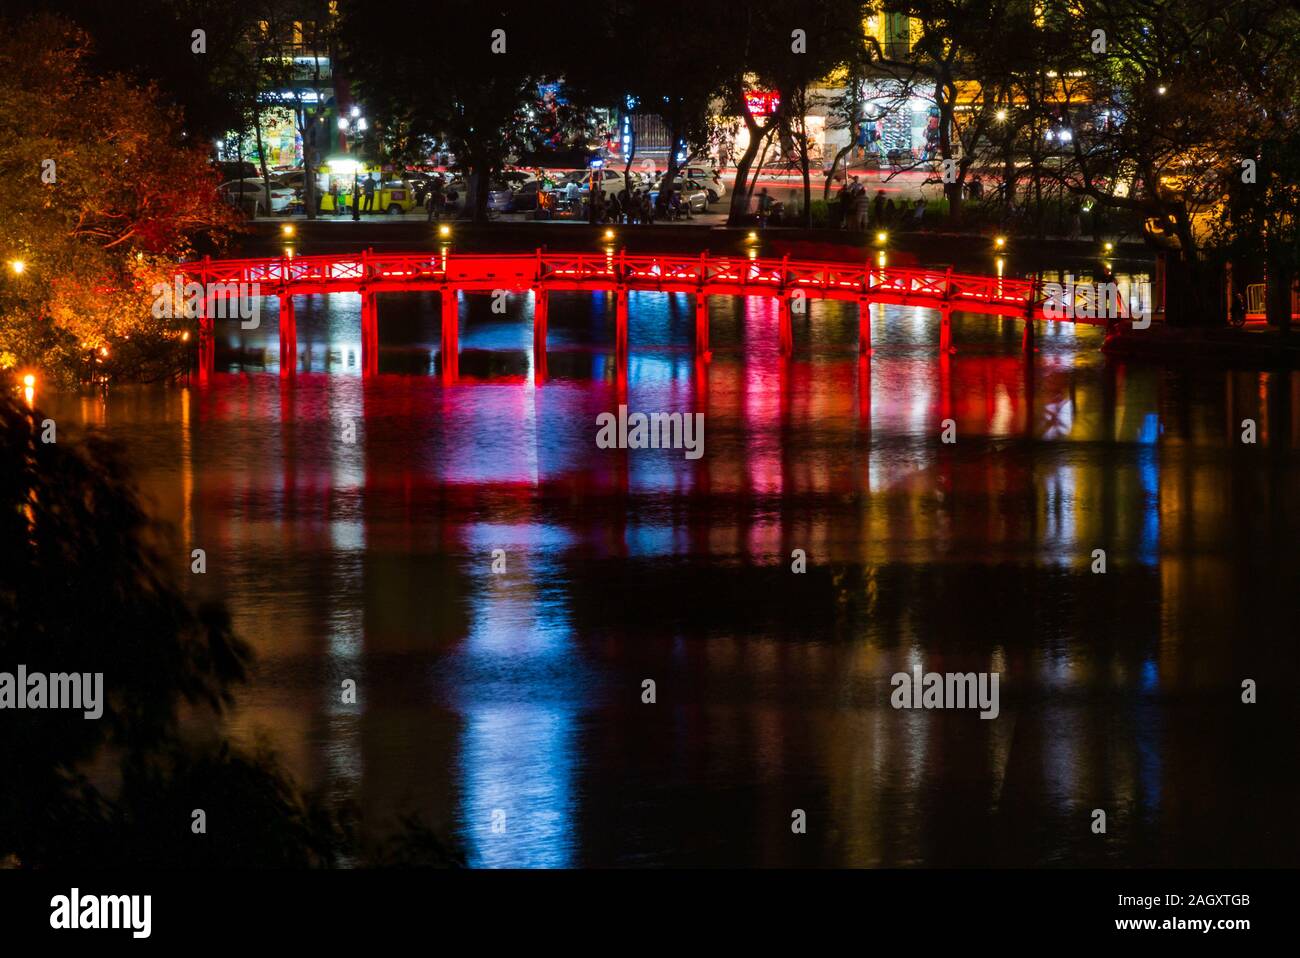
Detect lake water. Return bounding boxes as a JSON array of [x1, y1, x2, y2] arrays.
[[40, 283, 1300, 867]]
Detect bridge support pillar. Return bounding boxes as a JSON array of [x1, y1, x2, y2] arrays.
[[1021, 317, 1035, 352], [196, 298, 214, 385], [533, 287, 548, 384], [441, 288, 459, 383], [939, 305, 954, 354], [278, 292, 296, 377], [694, 293, 710, 358], [615, 286, 629, 365], [778, 294, 793, 356], [360, 289, 378, 377], [858, 297, 873, 354]]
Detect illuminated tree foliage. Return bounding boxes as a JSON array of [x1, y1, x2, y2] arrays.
[[0, 16, 238, 383]]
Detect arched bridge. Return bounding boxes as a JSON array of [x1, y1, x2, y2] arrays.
[[179, 248, 1106, 380]]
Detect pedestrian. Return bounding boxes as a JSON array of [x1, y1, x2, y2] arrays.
[[362, 173, 377, 214], [883, 197, 896, 227], [427, 176, 444, 222], [853, 189, 869, 231], [757, 188, 773, 228], [1068, 199, 1082, 239], [1231, 290, 1247, 327], [350, 175, 361, 221], [330, 177, 342, 216], [911, 198, 926, 228], [872, 189, 886, 227]]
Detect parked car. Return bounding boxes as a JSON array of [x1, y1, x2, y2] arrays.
[[218, 178, 295, 215], [650, 177, 710, 214], [683, 166, 725, 202], [318, 177, 420, 214], [552, 168, 631, 199], [487, 176, 544, 213], [270, 170, 308, 192]]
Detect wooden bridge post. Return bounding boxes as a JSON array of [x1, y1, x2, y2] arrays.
[[939, 266, 954, 354], [694, 293, 710, 358], [777, 255, 794, 356], [857, 297, 873, 354], [533, 287, 548, 384], [778, 294, 794, 356], [195, 279, 214, 385], [440, 288, 458, 383], [278, 292, 296, 377], [615, 285, 629, 365], [360, 289, 378, 377], [1022, 273, 1039, 352]]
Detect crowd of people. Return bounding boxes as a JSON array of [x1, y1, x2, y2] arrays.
[[837, 176, 929, 232]]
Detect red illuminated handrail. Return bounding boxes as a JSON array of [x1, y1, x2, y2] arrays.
[[180, 249, 1056, 318]]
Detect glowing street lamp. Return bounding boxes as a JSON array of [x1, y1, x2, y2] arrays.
[[994, 235, 1007, 250], [281, 224, 296, 237], [9, 259, 25, 275], [875, 231, 889, 245], [438, 224, 452, 239]]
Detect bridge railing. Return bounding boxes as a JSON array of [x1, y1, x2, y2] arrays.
[[182, 250, 1039, 311]]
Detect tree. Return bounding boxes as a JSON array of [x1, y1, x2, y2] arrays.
[[0, 15, 238, 383], [337, 0, 552, 222], [1206, 0, 1300, 335]]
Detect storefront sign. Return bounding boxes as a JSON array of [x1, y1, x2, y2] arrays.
[[745, 91, 781, 116]]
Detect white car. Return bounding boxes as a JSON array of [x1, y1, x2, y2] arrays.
[[218, 178, 294, 214], [684, 166, 725, 202], [553, 168, 632, 199]]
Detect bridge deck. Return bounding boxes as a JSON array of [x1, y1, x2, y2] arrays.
[[180, 249, 1105, 324]]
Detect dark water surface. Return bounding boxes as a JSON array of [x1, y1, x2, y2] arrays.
[[42, 284, 1300, 867]]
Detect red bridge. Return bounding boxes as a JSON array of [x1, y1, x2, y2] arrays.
[[180, 249, 1104, 381]]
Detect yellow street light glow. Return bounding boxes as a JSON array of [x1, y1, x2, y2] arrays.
[[995, 109, 1007, 122], [281, 224, 296, 237], [9, 259, 25, 275], [746, 231, 758, 242], [1157, 85, 1167, 95], [181, 331, 191, 342], [994, 235, 1006, 249], [438, 224, 451, 238], [1103, 241, 1114, 253], [875, 231, 888, 244], [99, 346, 109, 357], [603, 228, 615, 240], [22, 374, 35, 388]]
